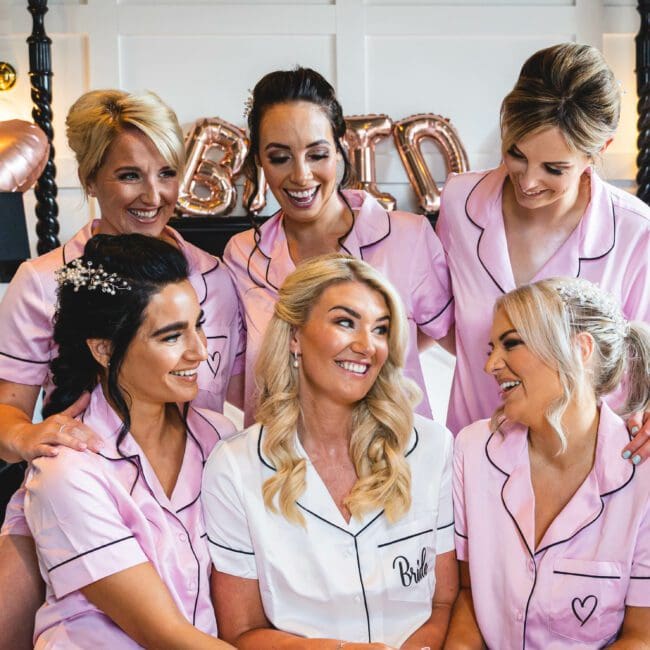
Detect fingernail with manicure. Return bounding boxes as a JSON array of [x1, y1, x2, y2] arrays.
[[622, 450, 632, 459], [632, 454, 641, 465], [631, 426, 640, 435]]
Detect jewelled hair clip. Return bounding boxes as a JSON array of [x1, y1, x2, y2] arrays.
[[555, 279, 627, 334], [242, 90, 254, 120], [55, 258, 131, 295]]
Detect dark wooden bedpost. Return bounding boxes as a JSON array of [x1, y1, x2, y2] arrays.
[[636, 0, 650, 204], [27, 0, 59, 253]]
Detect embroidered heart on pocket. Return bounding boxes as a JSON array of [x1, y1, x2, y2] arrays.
[[571, 595, 597, 626], [207, 350, 221, 378]]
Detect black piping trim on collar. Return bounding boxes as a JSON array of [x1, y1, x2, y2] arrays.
[[630, 575, 650, 579], [198, 259, 221, 305], [0, 350, 49, 364], [245, 209, 281, 291], [416, 296, 454, 327], [189, 406, 224, 443], [48, 534, 135, 572], [463, 172, 507, 295], [437, 520, 454, 531], [576, 196, 617, 278], [207, 536, 255, 556], [357, 209, 391, 261]]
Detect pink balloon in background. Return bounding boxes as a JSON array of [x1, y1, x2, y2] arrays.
[[0, 120, 49, 192]]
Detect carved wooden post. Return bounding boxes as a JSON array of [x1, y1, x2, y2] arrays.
[[27, 0, 59, 253], [636, 1, 650, 204]]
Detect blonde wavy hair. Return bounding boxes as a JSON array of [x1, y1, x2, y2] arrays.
[[66, 89, 185, 194], [492, 278, 650, 452], [255, 254, 421, 526]]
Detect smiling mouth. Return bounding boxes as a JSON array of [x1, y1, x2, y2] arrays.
[[517, 185, 546, 198], [284, 186, 319, 208], [128, 207, 161, 221], [499, 379, 521, 396], [336, 360, 369, 375], [170, 368, 198, 380]]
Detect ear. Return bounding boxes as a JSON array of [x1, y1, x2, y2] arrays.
[[86, 338, 112, 369], [289, 327, 301, 357], [598, 137, 614, 156], [85, 174, 96, 198], [575, 331, 595, 366]]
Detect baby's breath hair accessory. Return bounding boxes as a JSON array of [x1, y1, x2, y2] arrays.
[[242, 89, 254, 120], [555, 278, 627, 337], [55, 258, 131, 295]]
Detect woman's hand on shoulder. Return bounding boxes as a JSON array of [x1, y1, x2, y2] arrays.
[[623, 410, 650, 466], [8, 392, 103, 462]]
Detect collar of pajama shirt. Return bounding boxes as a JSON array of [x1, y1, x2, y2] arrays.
[[0, 219, 243, 412], [223, 189, 454, 425], [453, 401, 650, 649], [24, 385, 234, 648], [436, 165, 650, 434], [201, 413, 455, 648]]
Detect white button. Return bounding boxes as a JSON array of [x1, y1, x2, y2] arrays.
[[515, 610, 523, 621], [354, 595, 361, 603], [188, 580, 196, 590], [528, 560, 535, 572], [179, 533, 187, 542]]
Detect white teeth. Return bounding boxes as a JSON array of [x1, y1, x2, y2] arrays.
[[500, 380, 521, 391], [286, 187, 318, 199], [170, 369, 197, 377], [336, 361, 368, 375], [129, 208, 159, 219]]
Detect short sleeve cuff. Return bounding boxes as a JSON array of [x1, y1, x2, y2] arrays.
[[454, 531, 468, 561], [436, 520, 455, 554], [48, 535, 148, 599], [0, 354, 49, 386], [626, 575, 650, 606], [207, 536, 257, 579]]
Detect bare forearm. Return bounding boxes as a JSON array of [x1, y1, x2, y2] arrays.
[[0, 403, 33, 463], [237, 629, 341, 650], [443, 590, 485, 650], [401, 603, 452, 650]]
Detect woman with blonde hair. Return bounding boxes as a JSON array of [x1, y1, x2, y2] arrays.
[[446, 277, 650, 649], [436, 43, 650, 461], [202, 254, 458, 649], [0, 89, 242, 649]]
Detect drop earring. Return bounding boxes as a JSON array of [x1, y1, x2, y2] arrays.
[[292, 351, 299, 368]]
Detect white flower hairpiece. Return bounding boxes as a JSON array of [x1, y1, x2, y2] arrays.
[[555, 278, 627, 336], [55, 258, 131, 295], [242, 90, 254, 120]]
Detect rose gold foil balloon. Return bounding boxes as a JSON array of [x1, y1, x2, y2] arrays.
[[342, 114, 396, 211], [0, 120, 49, 192], [242, 164, 267, 215], [393, 114, 469, 214], [178, 117, 248, 216]]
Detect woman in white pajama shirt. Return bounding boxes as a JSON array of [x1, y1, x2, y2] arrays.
[[202, 254, 457, 649]]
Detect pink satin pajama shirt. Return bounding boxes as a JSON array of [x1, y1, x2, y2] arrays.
[[223, 189, 454, 425], [437, 166, 650, 434], [24, 385, 235, 648], [453, 402, 650, 649]]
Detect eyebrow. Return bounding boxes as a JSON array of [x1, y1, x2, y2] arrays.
[[328, 305, 390, 322], [499, 329, 517, 341], [509, 145, 572, 167], [264, 139, 330, 151], [152, 321, 188, 337]]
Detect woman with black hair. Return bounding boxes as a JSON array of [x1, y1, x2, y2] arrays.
[[224, 67, 454, 425], [19, 234, 235, 649]]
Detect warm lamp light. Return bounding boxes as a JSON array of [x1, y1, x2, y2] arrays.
[[0, 62, 17, 91]]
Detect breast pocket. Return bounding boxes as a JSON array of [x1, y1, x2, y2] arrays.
[[548, 558, 626, 644], [377, 517, 435, 604], [197, 336, 228, 399]]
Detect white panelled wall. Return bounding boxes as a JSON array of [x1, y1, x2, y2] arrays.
[[0, 0, 642, 420]]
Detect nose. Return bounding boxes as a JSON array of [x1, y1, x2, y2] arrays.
[[484, 347, 504, 375], [141, 176, 162, 205], [350, 328, 376, 356], [186, 329, 208, 362], [518, 165, 541, 191], [290, 157, 313, 185]]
